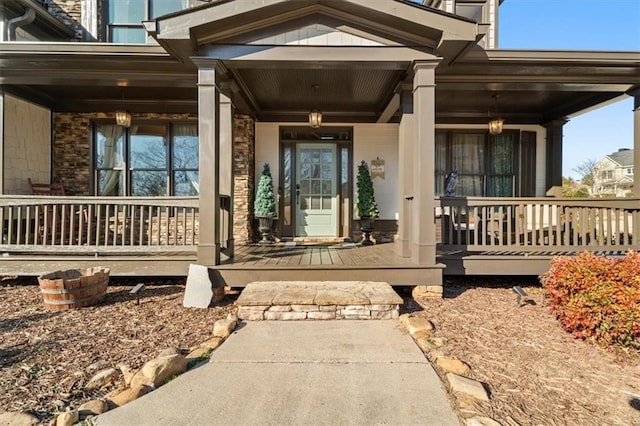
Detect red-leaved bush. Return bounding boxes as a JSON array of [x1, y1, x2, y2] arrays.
[[540, 251, 640, 349]]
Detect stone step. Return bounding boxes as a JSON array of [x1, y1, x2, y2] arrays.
[[236, 281, 403, 320]]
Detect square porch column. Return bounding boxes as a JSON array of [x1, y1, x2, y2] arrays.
[[631, 88, 640, 197], [219, 94, 234, 258], [397, 85, 414, 258], [543, 119, 568, 193], [411, 61, 440, 265], [630, 88, 640, 248], [197, 67, 221, 265]]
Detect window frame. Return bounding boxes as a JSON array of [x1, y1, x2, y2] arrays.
[[435, 129, 534, 197], [102, 0, 189, 43], [91, 119, 198, 196]]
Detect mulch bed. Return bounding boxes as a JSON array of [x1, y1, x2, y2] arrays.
[[402, 276, 640, 426], [0, 276, 236, 422], [1, 275, 639, 424]]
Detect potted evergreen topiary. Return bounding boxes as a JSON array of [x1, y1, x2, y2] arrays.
[[254, 163, 277, 244], [356, 160, 379, 245]]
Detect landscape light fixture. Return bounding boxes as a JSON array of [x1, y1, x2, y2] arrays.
[[309, 84, 322, 128], [488, 94, 504, 135]]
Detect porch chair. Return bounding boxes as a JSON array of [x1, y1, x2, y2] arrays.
[[27, 178, 88, 244], [27, 178, 65, 196]]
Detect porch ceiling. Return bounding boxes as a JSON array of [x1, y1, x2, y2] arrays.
[[229, 67, 405, 122], [0, 45, 637, 124]]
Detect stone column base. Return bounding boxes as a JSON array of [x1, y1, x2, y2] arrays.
[[412, 285, 443, 299]]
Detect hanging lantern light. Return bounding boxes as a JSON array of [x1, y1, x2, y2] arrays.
[[115, 111, 131, 128], [308, 109, 322, 128], [488, 94, 504, 135], [308, 84, 322, 128]]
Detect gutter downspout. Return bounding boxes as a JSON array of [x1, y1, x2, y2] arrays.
[[7, 7, 36, 41]]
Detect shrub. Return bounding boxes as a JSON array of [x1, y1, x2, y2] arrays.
[[356, 160, 379, 218], [254, 163, 276, 217], [540, 251, 640, 349]]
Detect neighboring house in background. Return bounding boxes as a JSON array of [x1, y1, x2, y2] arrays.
[[0, 0, 638, 286], [593, 148, 634, 197]]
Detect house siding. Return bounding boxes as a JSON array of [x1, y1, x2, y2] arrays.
[[2, 95, 51, 195]]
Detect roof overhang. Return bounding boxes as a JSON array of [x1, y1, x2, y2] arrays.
[[435, 49, 640, 124], [2, 0, 76, 40], [148, 0, 487, 66]]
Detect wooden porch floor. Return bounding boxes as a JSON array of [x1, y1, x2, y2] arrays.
[[210, 242, 443, 287]]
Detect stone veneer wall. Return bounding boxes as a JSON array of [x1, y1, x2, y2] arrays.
[[52, 112, 255, 244], [233, 114, 256, 245]]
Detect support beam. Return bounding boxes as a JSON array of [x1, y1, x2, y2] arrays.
[[377, 93, 400, 124], [197, 67, 221, 266], [543, 119, 568, 193], [411, 61, 440, 265]]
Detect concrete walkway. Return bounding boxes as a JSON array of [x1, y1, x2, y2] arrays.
[[96, 321, 459, 426]]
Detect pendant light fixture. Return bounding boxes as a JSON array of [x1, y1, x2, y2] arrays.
[[115, 85, 131, 128], [308, 84, 322, 128], [488, 94, 504, 135], [115, 111, 131, 128]]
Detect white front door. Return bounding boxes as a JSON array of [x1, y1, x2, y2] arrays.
[[296, 143, 337, 236]]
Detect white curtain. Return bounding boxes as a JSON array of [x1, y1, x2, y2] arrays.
[[99, 125, 124, 196]]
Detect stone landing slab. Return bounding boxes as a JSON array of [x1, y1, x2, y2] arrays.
[[236, 281, 403, 320]]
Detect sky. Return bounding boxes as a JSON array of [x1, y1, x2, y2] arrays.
[[498, 0, 640, 179]]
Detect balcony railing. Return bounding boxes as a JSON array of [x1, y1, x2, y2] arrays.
[[437, 197, 640, 252], [0, 196, 203, 254]]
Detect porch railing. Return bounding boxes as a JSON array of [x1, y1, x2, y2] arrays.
[[0, 196, 202, 254], [437, 197, 640, 252]]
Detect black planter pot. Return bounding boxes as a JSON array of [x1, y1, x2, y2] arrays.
[[257, 216, 274, 244], [359, 216, 374, 246]]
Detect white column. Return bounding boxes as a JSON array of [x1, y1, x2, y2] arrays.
[[411, 61, 440, 265], [197, 67, 221, 265]]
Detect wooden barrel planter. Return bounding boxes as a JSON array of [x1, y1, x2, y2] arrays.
[[38, 267, 110, 311]]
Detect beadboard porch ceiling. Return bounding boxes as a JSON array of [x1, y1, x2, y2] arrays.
[[0, 44, 637, 123]]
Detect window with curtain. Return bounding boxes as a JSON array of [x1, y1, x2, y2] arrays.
[[435, 130, 535, 197], [94, 121, 198, 196], [105, 0, 188, 43]]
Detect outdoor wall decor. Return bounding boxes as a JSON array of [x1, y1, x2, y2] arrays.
[[371, 157, 385, 179]]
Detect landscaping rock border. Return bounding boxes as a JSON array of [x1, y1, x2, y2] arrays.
[[45, 314, 239, 425], [398, 313, 497, 425]]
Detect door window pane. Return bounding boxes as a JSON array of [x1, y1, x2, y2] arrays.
[[131, 171, 167, 196]]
